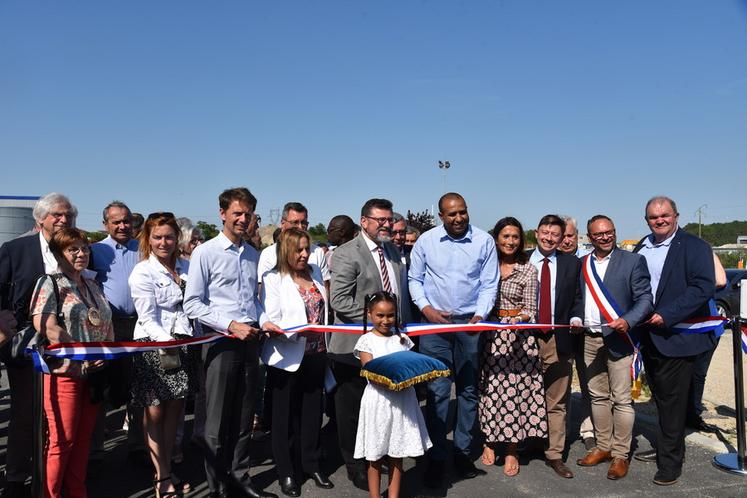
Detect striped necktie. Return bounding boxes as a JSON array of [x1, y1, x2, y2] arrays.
[[377, 246, 392, 293]]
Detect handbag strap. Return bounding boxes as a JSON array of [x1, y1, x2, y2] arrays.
[[29, 274, 66, 326]]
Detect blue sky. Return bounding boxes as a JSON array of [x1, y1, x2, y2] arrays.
[[1, 1, 745, 240]]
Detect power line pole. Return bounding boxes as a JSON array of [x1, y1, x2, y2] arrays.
[[695, 204, 707, 239], [437, 160, 451, 193]]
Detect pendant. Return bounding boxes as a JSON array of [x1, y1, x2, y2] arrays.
[[87, 307, 102, 327]]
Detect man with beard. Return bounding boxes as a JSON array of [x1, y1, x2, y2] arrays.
[[409, 192, 499, 488], [328, 198, 411, 490]]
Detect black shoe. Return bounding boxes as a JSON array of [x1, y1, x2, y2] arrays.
[[582, 437, 596, 451], [423, 459, 445, 488], [2, 482, 30, 498], [279, 477, 300, 497], [347, 469, 369, 491], [209, 492, 229, 498], [653, 470, 679, 486], [307, 472, 334, 489], [233, 479, 279, 498], [454, 454, 480, 479], [633, 449, 657, 463], [686, 417, 719, 433]]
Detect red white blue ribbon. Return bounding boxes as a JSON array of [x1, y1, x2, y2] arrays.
[[742, 324, 747, 355]]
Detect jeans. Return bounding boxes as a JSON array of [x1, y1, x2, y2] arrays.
[[419, 316, 480, 461]]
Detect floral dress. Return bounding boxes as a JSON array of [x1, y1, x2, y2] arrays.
[[479, 262, 548, 442]]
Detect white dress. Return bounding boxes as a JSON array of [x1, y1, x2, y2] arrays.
[[353, 332, 432, 461]]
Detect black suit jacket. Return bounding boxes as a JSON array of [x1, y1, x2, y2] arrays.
[[0, 234, 45, 327], [528, 249, 583, 357], [633, 229, 716, 357]]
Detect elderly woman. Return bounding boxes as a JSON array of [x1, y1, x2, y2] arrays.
[[175, 217, 204, 261], [261, 228, 334, 497], [129, 213, 197, 498], [30, 227, 113, 498]]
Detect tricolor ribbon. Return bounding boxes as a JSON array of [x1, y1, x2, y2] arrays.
[[741, 324, 747, 355], [27, 315, 733, 372]]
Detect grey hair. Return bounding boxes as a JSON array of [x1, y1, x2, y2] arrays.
[[406, 226, 420, 236], [33, 192, 78, 223], [176, 217, 203, 250], [282, 202, 308, 219], [392, 212, 405, 224], [102, 200, 131, 222], [645, 196, 678, 215], [560, 215, 578, 232]]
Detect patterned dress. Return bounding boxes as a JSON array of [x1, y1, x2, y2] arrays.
[[479, 262, 548, 442]]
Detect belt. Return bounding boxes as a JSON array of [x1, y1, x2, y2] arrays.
[[496, 308, 522, 318], [585, 330, 604, 338]]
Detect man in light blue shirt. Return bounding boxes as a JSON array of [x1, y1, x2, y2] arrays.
[[184, 187, 280, 498], [89, 200, 144, 460], [408, 192, 498, 487]]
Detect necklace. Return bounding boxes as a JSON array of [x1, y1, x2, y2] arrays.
[[77, 279, 102, 327]]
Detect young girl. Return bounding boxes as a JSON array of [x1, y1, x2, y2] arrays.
[[353, 292, 432, 498]]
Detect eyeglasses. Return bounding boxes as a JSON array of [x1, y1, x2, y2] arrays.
[[282, 218, 309, 228], [590, 229, 616, 240], [364, 216, 394, 225], [65, 246, 91, 256], [147, 212, 175, 221]]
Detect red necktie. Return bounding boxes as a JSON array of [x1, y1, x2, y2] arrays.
[[539, 257, 551, 331], [377, 246, 392, 293]]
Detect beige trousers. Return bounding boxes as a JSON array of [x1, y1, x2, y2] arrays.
[[584, 335, 634, 460]]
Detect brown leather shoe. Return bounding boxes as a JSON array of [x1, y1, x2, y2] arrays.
[[576, 448, 613, 467], [607, 458, 629, 480], [545, 459, 574, 478]]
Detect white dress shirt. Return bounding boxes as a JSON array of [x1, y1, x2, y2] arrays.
[[530, 249, 557, 324], [183, 231, 267, 333], [582, 251, 613, 332], [257, 242, 330, 283], [361, 232, 399, 299], [130, 255, 193, 341], [39, 232, 58, 274]]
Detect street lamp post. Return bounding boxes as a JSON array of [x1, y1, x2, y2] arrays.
[[438, 160, 451, 193]]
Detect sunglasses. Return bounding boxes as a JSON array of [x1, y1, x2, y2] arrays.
[[147, 211, 175, 221]]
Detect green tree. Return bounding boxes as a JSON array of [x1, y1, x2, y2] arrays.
[[406, 209, 436, 233], [196, 221, 219, 240], [308, 223, 328, 243], [86, 230, 108, 243], [683, 220, 747, 246]]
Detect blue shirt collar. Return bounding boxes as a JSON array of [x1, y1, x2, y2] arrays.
[[437, 224, 473, 242], [644, 228, 678, 248]]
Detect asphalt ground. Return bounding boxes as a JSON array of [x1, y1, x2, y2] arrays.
[[1, 367, 746, 497]]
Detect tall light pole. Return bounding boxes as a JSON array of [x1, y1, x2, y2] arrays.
[[438, 160, 451, 193], [695, 204, 707, 239]]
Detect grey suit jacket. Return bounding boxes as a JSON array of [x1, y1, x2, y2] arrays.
[[328, 234, 411, 363], [578, 249, 653, 358]]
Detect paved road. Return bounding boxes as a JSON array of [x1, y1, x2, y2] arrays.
[[1, 367, 746, 497]]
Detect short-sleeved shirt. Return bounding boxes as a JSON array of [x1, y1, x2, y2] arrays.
[[30, 273, 114, 343]]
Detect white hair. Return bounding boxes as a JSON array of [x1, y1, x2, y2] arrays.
[[33, 192, 78, 224], [560, 215, 577, 232], [176, 217, 203, 251]]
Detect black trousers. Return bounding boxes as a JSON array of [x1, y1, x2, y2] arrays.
[[641, 336, 695, 477], [202, 336, 260, 492], [687, 337, 719, 420], [330, 359, 367, 474], [269, 354, 326, 479]]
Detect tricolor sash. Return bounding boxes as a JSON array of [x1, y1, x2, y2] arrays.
[[582, 254, 641, 381]]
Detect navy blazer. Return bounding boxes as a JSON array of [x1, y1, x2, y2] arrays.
[[633, 229, 716, 357], [578, 250, 653, 358], [0, 234, 45, 328]]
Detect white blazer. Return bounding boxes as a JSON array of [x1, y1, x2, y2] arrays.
[[260, 264, 327, 372], [130, 255, 193, 341]]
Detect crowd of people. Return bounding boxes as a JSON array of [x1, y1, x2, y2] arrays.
[[0, 188, 726, 498]]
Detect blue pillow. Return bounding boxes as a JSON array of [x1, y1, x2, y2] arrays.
[[360, 350, 451, 391]]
